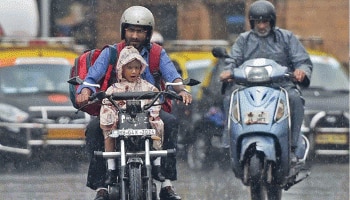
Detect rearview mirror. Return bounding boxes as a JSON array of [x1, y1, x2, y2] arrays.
[[183, 78, 201, 86], [212, 47, 229, 58], [67, 76, 84, 85]]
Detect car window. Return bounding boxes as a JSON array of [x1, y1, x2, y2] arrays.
[[185, 59, 213, 98], [0, 64, 71, 94], [309, 55, 349, 91]]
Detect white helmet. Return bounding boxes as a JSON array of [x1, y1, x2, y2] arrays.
[[151, 31, 164, 45], [120, 6, 155, 41]]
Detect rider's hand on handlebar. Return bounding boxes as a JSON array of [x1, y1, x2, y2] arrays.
[[293, 69, 306, 83], [76, 88, 92, 107], [220, 70, 234, 82], [178, 90, 192, 106]]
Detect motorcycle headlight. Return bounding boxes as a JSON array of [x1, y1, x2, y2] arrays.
[[0, 103, 29, 122]]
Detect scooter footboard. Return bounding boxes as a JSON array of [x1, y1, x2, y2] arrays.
[[240, 136, 276, 162]]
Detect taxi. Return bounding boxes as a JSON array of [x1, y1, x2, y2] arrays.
[[0, 37, 90, 168], [301, 49, 349, 158], [165, 40, 229, 99], [164, 40, 229, 157]]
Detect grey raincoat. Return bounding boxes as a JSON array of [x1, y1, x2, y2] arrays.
[[226, 27, 313, 87]]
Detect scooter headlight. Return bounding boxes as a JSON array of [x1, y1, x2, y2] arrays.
[[245, 66, 272, 83], [274, 99, 285, 121], [232, 101, 240, 122]]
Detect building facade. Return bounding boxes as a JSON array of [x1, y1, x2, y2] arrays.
[[71, 0, 348, 65]]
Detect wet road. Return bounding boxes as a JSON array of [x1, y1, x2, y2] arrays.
[[0, 157, 348, 200]]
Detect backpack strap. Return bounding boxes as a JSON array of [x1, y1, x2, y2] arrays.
[[149, 43, 163, 90], [149, 43, 172, 112], [117, 42, 126, 56], [101, 45, 117, 91]]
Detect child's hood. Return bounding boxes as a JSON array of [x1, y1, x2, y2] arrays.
[[116, 46, 148, 81]]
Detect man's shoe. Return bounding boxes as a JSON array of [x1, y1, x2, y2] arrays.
[[159, 186, 181, 200], [105, 170, 118, 185], [94, 189, 109, 200], [290, 152, 300, 166], [152, 165, 165, 182]]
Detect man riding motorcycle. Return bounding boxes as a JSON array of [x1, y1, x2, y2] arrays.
[[76, 6, 188, 200]]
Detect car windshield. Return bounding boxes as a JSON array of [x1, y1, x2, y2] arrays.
[[185, 59, 213, 98], [309, 55, 349, 91], [0, 64, 71, 94]]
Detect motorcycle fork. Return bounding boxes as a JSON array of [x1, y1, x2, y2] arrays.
[[119, 138, 153, 200], [145, 138, 153, 200], [119, 139, 127, 200]]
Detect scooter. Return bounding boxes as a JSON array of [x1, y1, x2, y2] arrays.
[[213, 47, 310, 200], [88, 79, 200, 200]]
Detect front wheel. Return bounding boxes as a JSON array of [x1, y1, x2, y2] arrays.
[[186, 134, 212, 170], [248, 154, 282, 200], [129, 164, 142, 200]]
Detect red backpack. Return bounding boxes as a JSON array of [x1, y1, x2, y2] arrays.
[[68, 42, 171, 116]]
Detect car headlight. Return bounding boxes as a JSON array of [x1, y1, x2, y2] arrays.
[[0, 103, 29, 122]]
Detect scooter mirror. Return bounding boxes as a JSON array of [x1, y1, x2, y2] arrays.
[[212, 47, 229, 58]]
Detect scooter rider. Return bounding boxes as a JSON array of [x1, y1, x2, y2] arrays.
[[76, 6, 189, 200], [219, 0, 313, 159], [151, 30, 164, 46]]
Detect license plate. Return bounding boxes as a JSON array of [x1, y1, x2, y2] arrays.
[[315, 133, 348, 145], [110, 129, 156, 138], [245, 111, 269, 124]]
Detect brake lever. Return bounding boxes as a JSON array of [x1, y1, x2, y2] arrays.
[[221, 82, 228, 95], [166, 90, 183, 101], [75, 91, 106, 114]]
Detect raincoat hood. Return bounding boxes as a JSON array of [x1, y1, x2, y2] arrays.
[[116, 46, 148, 81]]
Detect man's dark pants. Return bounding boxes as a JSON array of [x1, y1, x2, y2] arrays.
[[85, 110, 179, 190]]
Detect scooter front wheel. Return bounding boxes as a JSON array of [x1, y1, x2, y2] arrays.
[[248, 154, 282, 200]]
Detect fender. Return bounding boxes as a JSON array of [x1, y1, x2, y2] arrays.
[[240, 135, 276, 162], [127, 157, 144, 164]]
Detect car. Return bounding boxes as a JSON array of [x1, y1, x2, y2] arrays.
[[0, 37, 90, 170], [301, 50, 349, 159], [196, 47, 349, 165]]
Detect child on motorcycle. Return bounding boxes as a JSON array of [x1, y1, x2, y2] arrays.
[[100, 46, 165, 185]]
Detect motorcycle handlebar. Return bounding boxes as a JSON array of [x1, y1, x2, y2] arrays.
[[110, 91, 159, 101], [81, 78, 200, 113], [89, 90, 183, 102]]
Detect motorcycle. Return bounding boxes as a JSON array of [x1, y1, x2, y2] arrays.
[[86, 78, 200, 200], [213, 47, 310, 200], [186, 103, 227, 170]]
